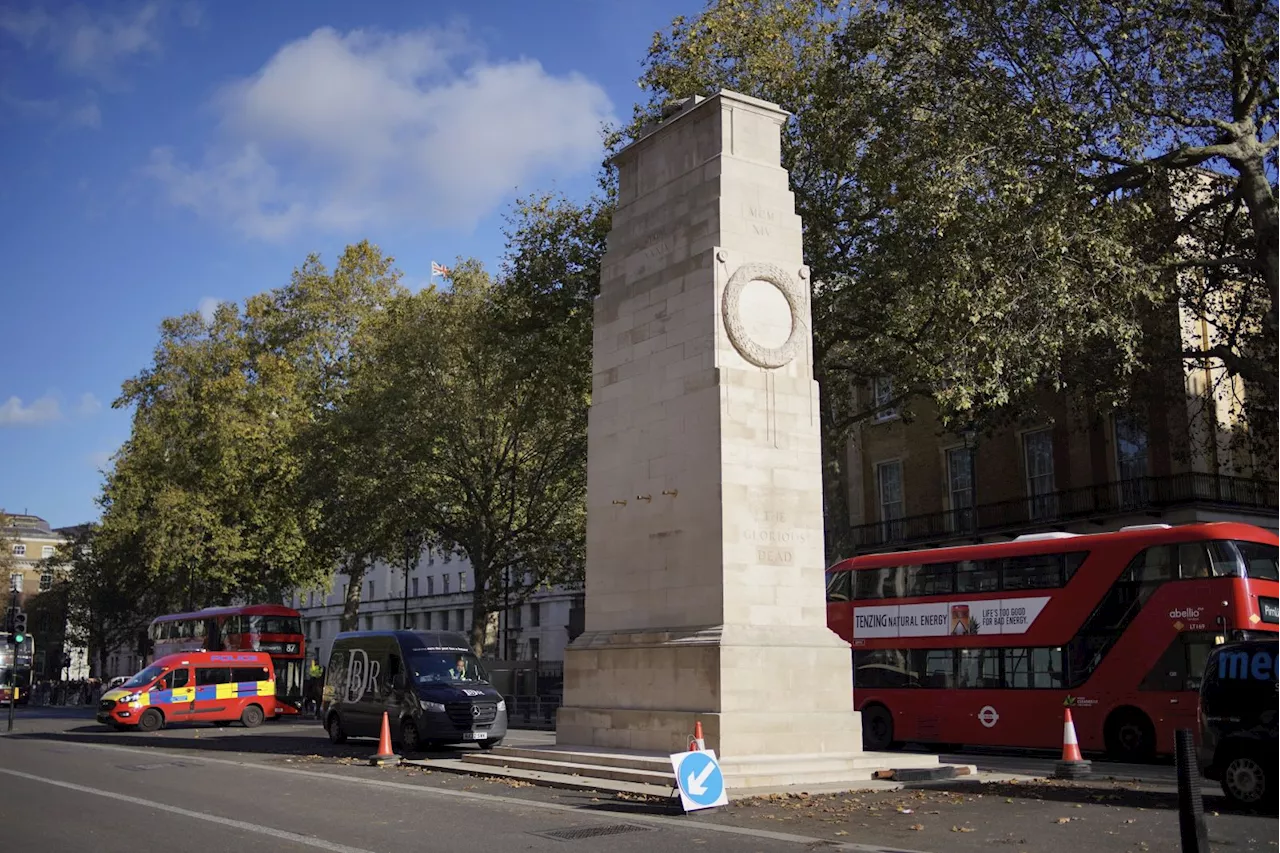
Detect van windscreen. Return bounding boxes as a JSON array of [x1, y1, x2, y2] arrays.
[[408, 650, 489, 684]]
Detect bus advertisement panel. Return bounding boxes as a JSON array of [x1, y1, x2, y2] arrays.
[[826, 522, 1279, 760], [148, 604, 304, 715]]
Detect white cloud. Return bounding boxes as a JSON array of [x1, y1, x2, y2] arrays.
[[76, 392, 103, 416], [67, 100, 101, 128], [145, 26, 614, 240], [0, 3, 172, 82], [197, 296, 221, 323], [0, 395, 62, 426]]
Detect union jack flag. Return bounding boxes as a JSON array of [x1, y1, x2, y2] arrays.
[[431, 261, 451, 278]]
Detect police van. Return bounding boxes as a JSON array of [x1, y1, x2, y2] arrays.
[[322, 630, 508, 752], [1198, 638, 1278, 809]]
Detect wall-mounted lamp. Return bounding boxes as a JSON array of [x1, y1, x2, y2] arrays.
[[662, 489, 679, 497], [636, 494, 652, 502], [612, 499, 628, 507]]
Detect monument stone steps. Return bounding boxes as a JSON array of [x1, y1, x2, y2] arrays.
[[459, 744, 959, 790]]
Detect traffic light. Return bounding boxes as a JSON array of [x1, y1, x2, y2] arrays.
[[12, 610, 25, 642]]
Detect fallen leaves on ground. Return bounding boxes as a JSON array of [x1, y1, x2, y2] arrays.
[[909, 824, 925, 831]]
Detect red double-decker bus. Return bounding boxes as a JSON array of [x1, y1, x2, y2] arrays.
[[148, 604, 305, 715], [826, 522, 1278, 760]]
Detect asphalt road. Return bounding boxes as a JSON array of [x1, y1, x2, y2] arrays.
[[0, 714, 902, 853], [1, 710, 1273, 853]]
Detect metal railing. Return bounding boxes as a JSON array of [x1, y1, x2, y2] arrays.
[[850, 472, 1278, 553], [501, 694, 562, 730]]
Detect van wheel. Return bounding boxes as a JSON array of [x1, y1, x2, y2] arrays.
[[137, 709, 164, 733], [861, 704, 894, 751], [400, 720, 422, 753], [240, 704, 265, 729], [327, 713, 347, 744], [1220, 753, 1273, 810], [478, 738, 501, 750], [1104, 709, 1155, 762]]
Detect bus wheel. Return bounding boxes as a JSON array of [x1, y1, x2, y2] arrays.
[[240, 704, 265, 729], [1104, 709, 1155, 762], [862, 705, 894, 751], [327, 713, 348, 744], [137, 709, 164, 733]]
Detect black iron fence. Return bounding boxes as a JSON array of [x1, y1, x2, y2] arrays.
[[851, 472, 1277, 553], [502, 694, 561, 730]]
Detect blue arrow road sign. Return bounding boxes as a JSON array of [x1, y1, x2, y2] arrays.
[[670, 749, 728, 812]]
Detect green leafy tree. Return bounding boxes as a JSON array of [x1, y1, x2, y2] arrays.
[[55, 524, 156, 678], [343, 261, 588, 654], [638, 0, 1276, 555]]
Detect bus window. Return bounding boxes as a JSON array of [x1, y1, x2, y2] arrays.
[[1234, 540, 1279, 581], [1179, 543, 1213, 579], [1125, 545, 1175, 584], [905, 563, 955, 597], [1140, 632, 1220, 692], [957, 648, 1001, 688], [956, 559, 998, 594], [1001, 554, 1063, 590], [920, 650, 954, 688], [1003, 647, 1063, 688], [825, 570, 851, 603], [854, 649, 918, 688]]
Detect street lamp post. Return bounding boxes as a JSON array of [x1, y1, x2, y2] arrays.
[[962, 427, 979, 538], [402, 530, 416, 631]]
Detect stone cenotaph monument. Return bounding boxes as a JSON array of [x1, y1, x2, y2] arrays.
[[550, 90, 877, 788]]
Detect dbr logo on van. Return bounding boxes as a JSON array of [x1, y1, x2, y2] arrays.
[[668, 749, 728, 812], [342, 648, 380, 704]]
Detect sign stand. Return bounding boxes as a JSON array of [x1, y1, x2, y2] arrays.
[[669, 749, 729, 812]]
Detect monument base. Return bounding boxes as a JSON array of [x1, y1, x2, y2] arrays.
[[460, 744, 952, 794], [555, 623, 862, 758]]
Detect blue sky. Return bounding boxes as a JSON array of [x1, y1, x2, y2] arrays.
[[0, 0, 692, 527]]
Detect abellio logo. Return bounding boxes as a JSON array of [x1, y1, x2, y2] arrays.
[[1169, 607, 1203, 620]]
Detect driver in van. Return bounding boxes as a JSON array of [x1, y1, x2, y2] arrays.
[[448, 656, 470, 681]]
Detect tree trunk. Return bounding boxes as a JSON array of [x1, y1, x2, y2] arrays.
[[340, 557, 367, 632], [468, 561, 495, 656]]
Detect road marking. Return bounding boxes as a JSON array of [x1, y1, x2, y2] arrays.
[[0, 737, 926, 853], [0, 766, 380, 853]]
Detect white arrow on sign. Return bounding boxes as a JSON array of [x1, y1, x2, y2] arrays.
[[686, 759, 716, 796]]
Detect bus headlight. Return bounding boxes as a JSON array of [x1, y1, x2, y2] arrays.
[[419, 700, 445, 713]]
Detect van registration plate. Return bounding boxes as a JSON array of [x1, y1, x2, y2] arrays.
[[462, 731, 487, 740]]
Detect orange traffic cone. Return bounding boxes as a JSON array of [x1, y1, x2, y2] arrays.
[[370, 711, 400, 767], [1053, 708, 1091, 779], [688, 720, 706, 752]]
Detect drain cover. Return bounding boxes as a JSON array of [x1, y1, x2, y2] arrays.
[[536, 824, 653, 842]]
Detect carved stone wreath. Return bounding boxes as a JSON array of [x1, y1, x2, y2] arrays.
[[721, 261, 806, 369]]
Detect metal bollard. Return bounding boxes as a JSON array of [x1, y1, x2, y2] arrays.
[[1175, 728, 1211, 853]]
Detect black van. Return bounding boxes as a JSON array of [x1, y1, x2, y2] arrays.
[[1198, 638, 1278, 809], [322, 630, 508, 752]]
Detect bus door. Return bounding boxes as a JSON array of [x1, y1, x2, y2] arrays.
[[1138, 631, 1220, 750]]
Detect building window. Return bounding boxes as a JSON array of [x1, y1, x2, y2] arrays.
[[427, 576, 435, 596], [872, 377, 898, 421], [443, 574, 450, 594], [455, 609, 465, 632], [458, 571, 466, 592], [367, 580, 375, 600], [875, 460, 904, 539], [411, 577, 420, 597], [11, 544, 25, 557], [946, 446, 973, 531], [363, 616, 373, 631], [1023, 428, 1057, 519], [531, 602, 541, 627], [406, 611, 416, 629], [511, 605, 523, 629], [41, 545, 54, 559], [424, 611, 433, 630], [529, 638, 540, 661], [39, 570, 53, 592], [1114, 413, 1149, 507]]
